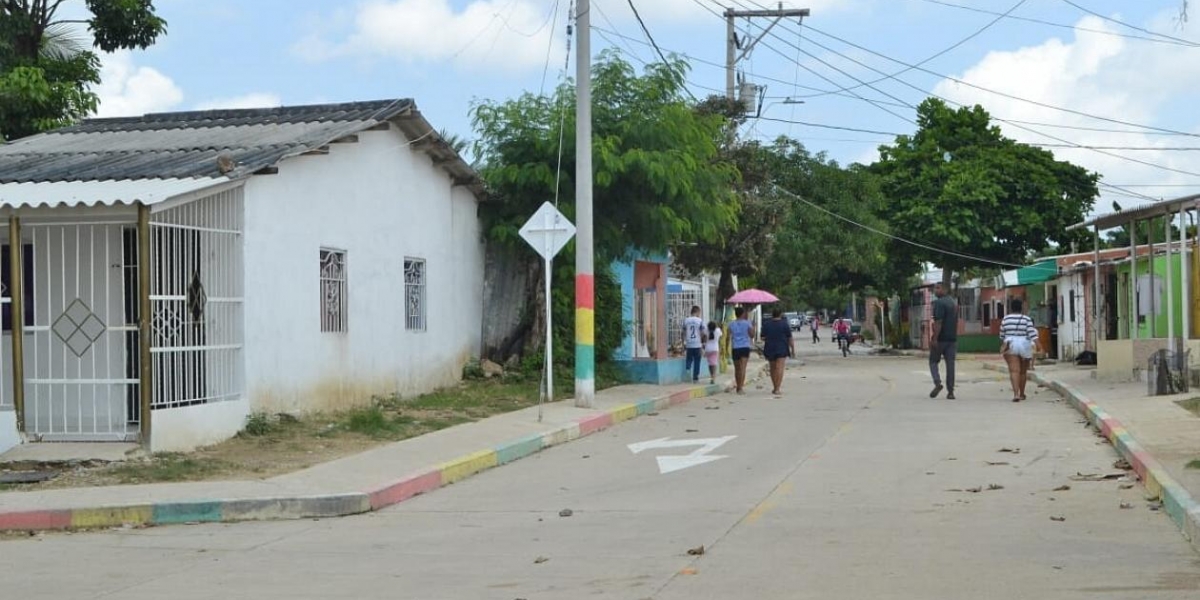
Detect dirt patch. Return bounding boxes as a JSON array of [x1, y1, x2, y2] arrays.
[[0, 371, 621, 492]]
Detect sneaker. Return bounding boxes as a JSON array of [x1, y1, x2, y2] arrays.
[[946, 391, 956, 400], [930, 384, 943, 398]]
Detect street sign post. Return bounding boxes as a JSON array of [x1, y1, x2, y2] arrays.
[[519, 202, 576, 422]]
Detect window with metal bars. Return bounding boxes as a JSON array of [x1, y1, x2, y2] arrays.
[[404, 257, 426, 331], [320, 248, 347, 333]]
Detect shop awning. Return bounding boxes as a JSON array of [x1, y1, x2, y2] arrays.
[[998, 259, 1058, 288]]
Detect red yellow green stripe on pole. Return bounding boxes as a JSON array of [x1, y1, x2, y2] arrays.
[[575, 273, 596, 396]]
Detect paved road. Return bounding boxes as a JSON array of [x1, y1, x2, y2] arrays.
[[4, 345, 1198, 599]]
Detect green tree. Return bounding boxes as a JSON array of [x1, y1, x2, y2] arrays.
[[471, 52, 739, 361], [0, 0, 167, 140], [873, 98, 1099, 287], [755, 138, 899, 309], [673, 96, 788, 310]]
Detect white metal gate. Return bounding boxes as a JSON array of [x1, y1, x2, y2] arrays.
[[149, 189, 243, 411], [23, 220, 141, 440], [667, 289, 700, 353]]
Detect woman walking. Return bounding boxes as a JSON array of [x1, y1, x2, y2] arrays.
[[728, 307, 753, 394], [999, 298, 1039, 402], [704, 321, 722, 385], [761, 308, 795, 397]]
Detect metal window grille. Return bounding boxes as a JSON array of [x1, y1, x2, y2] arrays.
[[151, 188, 245, 410], [320, 248, 348, 333], [405, 258, 426, 331]]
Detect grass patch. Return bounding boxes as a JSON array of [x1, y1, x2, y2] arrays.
[[1187, 459, 1200, 470], [105, 453, 231, 484], [1175, 397, 1200, 417], [241, 412, 275, 436]]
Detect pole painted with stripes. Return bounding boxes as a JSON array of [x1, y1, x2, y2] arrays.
[[574, 0, 595, 407]]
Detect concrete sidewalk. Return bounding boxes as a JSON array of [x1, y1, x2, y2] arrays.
[[0, 365, 765, 533], [984, 361, 1200, 554]]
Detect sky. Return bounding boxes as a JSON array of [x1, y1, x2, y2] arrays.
[[82, 0, 1200, 214]]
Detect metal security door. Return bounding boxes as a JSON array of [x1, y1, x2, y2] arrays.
[[24, 222, 141, 441]]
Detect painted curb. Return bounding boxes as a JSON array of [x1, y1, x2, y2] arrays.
[[0, 381, 726, 534], [981, 363, 1200, 554]]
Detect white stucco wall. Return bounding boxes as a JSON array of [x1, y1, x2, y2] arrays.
[[242, 128, 485, 413], [151, 397, 250, 453], [0, 411, 18, 454]]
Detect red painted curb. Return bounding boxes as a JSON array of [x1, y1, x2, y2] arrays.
[[577, 413, 613, 436], [0, 509, 71, 531], [366, 470, 443, 510]]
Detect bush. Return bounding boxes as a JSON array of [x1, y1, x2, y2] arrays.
[[462, 358, 486, 380], [241, 412, 274, 436]]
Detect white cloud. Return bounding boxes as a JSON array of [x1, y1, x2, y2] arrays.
[[599, 0, 861, 24], [93, 51, 184, 117], [195, 93, 283, 110], [295, 0, 862, 71], [931, 13, 1200, 211], [296, 0, 563, 72]]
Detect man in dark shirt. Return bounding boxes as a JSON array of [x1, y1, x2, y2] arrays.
[[929, 283, 958, 399]]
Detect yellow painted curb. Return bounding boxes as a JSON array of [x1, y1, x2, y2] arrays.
[[440, 450, 499, 485], [609, 403, 639, 423], [71, 505, 153, 529]]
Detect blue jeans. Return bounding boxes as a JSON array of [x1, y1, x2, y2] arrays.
[[685, 347, 703, 381]]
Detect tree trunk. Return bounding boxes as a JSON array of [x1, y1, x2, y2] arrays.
[[527, 259, 547, 355], [716, 265, 736, 317], [941, 266, 954, 291]]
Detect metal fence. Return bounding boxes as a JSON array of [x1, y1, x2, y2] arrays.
[[1148, 345, 1189, 395]]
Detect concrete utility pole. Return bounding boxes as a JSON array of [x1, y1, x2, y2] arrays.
[[575, 0, 595, 408], [725, 5, 810, 107]]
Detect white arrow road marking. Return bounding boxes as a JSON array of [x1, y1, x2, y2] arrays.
[[627, 436, 737, 474]]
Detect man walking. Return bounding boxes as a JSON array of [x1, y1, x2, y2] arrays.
[[810, 316, 820, 344], [683, 305, 706, 383], [929, 283, 958, 400]]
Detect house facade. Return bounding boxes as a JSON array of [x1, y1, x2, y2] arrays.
[[0, 100, 485, 454]]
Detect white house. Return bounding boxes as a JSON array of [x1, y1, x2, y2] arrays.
[[0, 100, 486, 453]]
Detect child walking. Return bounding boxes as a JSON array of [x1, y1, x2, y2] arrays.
[[704, 321, 722, 385]]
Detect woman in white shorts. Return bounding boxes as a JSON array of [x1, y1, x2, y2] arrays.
[[999, 298, 1039, 403]]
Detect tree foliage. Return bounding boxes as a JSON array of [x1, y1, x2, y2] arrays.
[[755, 139, 898, 310], [0, 0, 166, 140], [673, 95, 788, 307], [872, 98, 1099, 285], [471, 52, 739, 361]]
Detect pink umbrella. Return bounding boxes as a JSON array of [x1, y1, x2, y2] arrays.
[[727, 288, 780, 304]]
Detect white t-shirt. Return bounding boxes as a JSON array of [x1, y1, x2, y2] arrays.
[[704, 327, 722, 353], [684, 316, 705, 349]]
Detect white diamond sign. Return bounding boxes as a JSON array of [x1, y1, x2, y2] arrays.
[[519, 202, 575, 260]]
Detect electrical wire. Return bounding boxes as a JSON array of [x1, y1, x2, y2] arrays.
[[1059, 0, 1200, 47], [771, 184, 1030, 269], [552, 1, 575, 208], [539, 0, 563, 95], [717, 0, 1200, 138], [798, 0, 1029, 101], [625, 0, 697, 100], [914, 0, 1200, 47]]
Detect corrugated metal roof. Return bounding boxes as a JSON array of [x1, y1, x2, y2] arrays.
[[0, 99, 487, 206], [0, 178, 231, 209], [0, 100, 412, 183]]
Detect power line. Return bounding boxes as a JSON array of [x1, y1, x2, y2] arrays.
[[718, 0, 1200, 138], [799, 0, 1029, 101], [771, 184, 1029, 269], [801, 23, 1200, 139], [1058, 0, 1200, 47], [538, 0, 563, 95], [914, 0, 1200, 47], [625, 0, 697, 100]]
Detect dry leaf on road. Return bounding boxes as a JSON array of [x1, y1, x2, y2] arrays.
[[687, 545, 706, 556]]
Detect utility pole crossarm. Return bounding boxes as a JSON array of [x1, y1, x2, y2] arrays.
[[724, 8, 810, 18]]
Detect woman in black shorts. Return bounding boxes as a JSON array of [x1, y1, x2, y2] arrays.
[[761, 308, 795, 397]]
